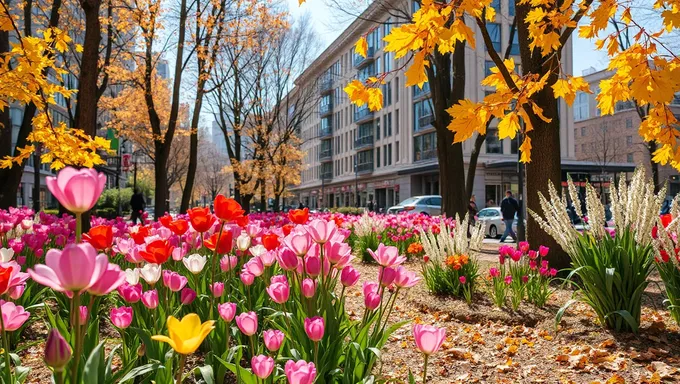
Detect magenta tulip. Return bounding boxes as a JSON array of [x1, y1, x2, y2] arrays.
[[304, 316, 324, 342], [380, 267, 397, 286], [368, 244, 406, 268], [277, 248, 298, 271], [218, 302, 237, 322], [0, 300, 29, 331], [180, 287, 197, 305], [251, 355, 274, 379], [79, 306, 88, 324], [305, 219, 337, 244], [44, 329, 71, 372], [412, 323, 446, 355], [263, 329, 284, 351], [117, 282, 142, 303], [28, 243, 108, 293], [304, 256, 321, 277], [236, 311, 258, 336], [539, 245, 549, 257], [284, 360, 316, 384], [211, 282, 225, 298], [142, 289, 159, 309], [364, 292, 381, 310], [46, 167, 106, 214], [340, 266, 360, 287], [301, 278, 316, 298], [110, 306, 133, 329], [266, 281, 290, 304], [163, 271, 188, 292]]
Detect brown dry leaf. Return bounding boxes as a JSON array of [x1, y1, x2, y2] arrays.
[[599, 339, 616, 349], [446, 347, 472, 361], [605, 373, 626, 383], [569, 354, 588, 370], [471, 331, 485, 345], [496, 357, 515, 373], [647, 361, 678, 379], [641, 372, 663, 384], [590, 348, 614, 364], [507, 344, 519, 356]]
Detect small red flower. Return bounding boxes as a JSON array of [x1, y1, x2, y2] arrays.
[[130, 226, 151, 245], [83, 225, 113, 251], [287, 208, 309, 225], [139, 239, 174, 264], [188, 207, 216, 233], [159, 214, 173, 228], [661, 214, 673, 228], [0, 265, 13, 294], [282, 224, 294, 236], [214, 195, 245, 222], [236, 215, 249, 228], [168, 219, 189, 236], [261, 233, 280, 251], [204, 231, 233, 254]]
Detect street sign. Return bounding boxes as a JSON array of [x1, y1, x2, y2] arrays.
[[122, 154, 132, 171]]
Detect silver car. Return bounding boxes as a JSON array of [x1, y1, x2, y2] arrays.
[[476, 207, 518, 238], [387, 195, 442, 216]]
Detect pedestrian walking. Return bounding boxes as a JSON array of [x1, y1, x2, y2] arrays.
[[499, 190, 519, 243]]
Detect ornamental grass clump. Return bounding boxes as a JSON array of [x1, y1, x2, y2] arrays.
[[353, 213, 386, 263], [532, 169, 663, 333], [420, 215, 483, 298]]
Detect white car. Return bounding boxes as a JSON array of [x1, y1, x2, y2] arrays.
[[387, 195, 442, 216], [476, 207, 518, 238]]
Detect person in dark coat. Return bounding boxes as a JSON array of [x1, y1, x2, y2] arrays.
[[499, 190, 519, 242], [130, 189, 145, 225]]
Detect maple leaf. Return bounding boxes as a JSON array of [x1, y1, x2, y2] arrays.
[[404, 51, 429, 88], [354, 36, 368, 58], [498, 112, 520, 139], [367, 88, 383, 111], [519, 137, 532, 163]]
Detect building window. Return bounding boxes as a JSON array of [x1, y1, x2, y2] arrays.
[[414, 132, 437, 161], [383, 145, 388, 166], [376, 116, 381, 140], [486, 128, 503, 154], [414, 99, 434, 132], [627, 153, 634, 162], [581, 143, 586, 153], [484, 60, 495, 77], [491, 0, 500, 11], [510, 135, 518, 154], [377, 147, 381, 168], [486, 23, 501, 52], [627, 136, 633, 147], [395, 109, 400, 134], [395, 77, 399, 102], [384, 52, 392, 72], [509, 0, 515, 16], [510, 32, 519, 55], [626, 118, 633, 128], [581, 127, 586, 136], [396, 141, 400, 162], [573, 92, 589, 121], [388, 143, 392, 165], [383, 81, 392, 106]]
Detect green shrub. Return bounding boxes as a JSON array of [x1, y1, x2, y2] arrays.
[[95, 207, 118, 219], [96, 188, 134, 212], [557, 229, 655, 333], [422, 254, 479, 297], [331, 206, 364, 215], [42, 209, 59, 216]]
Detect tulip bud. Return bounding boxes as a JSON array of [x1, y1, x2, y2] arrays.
[[180, 288, 197, 305], [79, 306, 88, 325], [44, 329, 72, 372], [301, 278, 316, 298], [137, 343, 146, 357]]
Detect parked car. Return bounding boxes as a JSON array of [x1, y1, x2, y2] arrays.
[[476, 207, 518, 238], [387, 195, 442, 216]]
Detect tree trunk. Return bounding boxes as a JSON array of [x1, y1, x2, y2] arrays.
[[648, 141, 660, 193], [180, 86, 203, 213], [259, 176, 266, 212], [517, 2, 567, 268], [32, 147, 40, 211], [75, 0, 102, 138], [466, 133, 487, 199]]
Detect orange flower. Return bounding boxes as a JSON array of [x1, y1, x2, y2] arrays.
[[407, 242, 423, 254], [0, 265, 13, 294], [140, 239, 175, 264], [261, 233, 280, 251], [83, 225, 113, 251], [445, 256, 457, 266], [288, 208, 309, 225], [214, 195, 245, 222], [188, 207, 216, 233], [459, 254, 469, 265], [168, 219, 189, 236], [204, 231, 233, 254]]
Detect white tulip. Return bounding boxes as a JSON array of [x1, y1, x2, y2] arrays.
[[249, 244, 267, 258], [183, 254, 207, 275], [140, 263, 162, 284], [236, 233, 251, 251], [125, 268, 140, 285], [0, 248, 14, 263]]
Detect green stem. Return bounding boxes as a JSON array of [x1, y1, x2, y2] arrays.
[[70, 291, 82, 383], [422, 354, 429, 383], [120, 328, 127, 365], [75, 213, 82, 243], [176, 354, 187, 384], [55, 370, 64, 384], [209, 222, 225, 320], [0, 303, 12, 384], [313, 341, 319, 369]]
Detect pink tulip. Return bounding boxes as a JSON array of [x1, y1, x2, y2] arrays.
[[304, 256, 321, 277], [304, 316, 324, 342], [240, 271, 255, 286], [220, 255, 238, 272], [117, 283, 142, 303], [325, 241, 352, 265], [88, 264, 126, 296], [211, 282, 225, 298], [244, 257, 264, 277], [110, 306, 133, 329], [28, 243, 108, 293], [263, 329, 284, 351], [180, 288, 196, 305], [277, 248, 298, 271], [44, 329, 71, 372], [380, 267, 397, 286], [2, 261, 29, 290], [394, 266, 421, 288], [368, 244, 406, 267], [236, 312, 258, 336], [340, 266, 360, 287], [0, 300, 30, 331], [266, 281, 290, 304], [528, 250, 538, 259], [163, 271, 188, 292], [8, 284, 25, 300], [510, 250, 522, 262], [412, 323, 446, 355], [46, 167, 106, 214], [270, 274, 288, 285], [539, 245, 550, 257], [79, 306, 88, 324], [459, 276, 467, 284], [260, 251, 277, 267], [284, 360, 316, 384], [504, 275, 513, 285], [246, 223, 262, 238], [251, 355, 274, 379], [301, 278, 316, 298], [305, 219, 337, 244], [363, 281, 379, 297], [489, 267, 500, 278], [529, 260, 537, 270], [218, 302, 237, 322], [142, 289, 159, 309], [284, 232, 313, 256], [364, 292, 381, 310]]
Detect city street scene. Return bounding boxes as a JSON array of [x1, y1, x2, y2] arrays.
[[1, 0, 680, 382]]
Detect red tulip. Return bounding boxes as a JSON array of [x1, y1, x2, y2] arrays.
[[0, 265, 13, 295], [261, 233, 280, 251], [168, 219, 189, 236], [214, 195, 245, 222], [282, 224, 294, 236], [236, 215, 249, 228], [83, 225, 113, 251], [188, 207, 216, 233], [129, 226, 151, 245], [287, 208, 309, 225], [159, 214, 173, 228], [661, 214, 673, 228], [204, 231, 233, 254], [139, 240, 174, 264]]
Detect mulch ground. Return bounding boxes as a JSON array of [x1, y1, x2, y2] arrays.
[[17, 260, 680, 383]]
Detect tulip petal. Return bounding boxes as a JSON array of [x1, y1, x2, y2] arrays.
[[151, 335, 178, 351], [28, 266, 65, 292]]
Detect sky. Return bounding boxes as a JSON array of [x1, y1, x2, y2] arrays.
[[286, 0, 611, 76]]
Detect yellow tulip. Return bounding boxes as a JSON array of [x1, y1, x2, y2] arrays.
[[152, 314, 215, 355]]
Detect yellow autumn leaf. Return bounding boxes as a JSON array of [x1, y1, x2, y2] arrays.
[[497, 112, 520, 139], [519, 137, 532, 163], [404, 51, 429, 88], [355, 36, 368, 58], [367, 88, 383, 111]]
